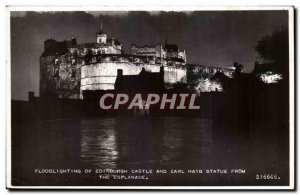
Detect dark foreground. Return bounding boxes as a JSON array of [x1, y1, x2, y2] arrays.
[[11, 115, 289, 186]]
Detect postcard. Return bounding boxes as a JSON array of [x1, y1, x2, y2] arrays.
[[6, 6, 295, 190]]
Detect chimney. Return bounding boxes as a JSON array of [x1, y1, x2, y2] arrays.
[[160, 66, 164, 74], [71, 37, 77, 45], [233, 62, 238, 68], [254, 61, 259, 69], [117, 69, 123, 76], [111, 38, 115, 45], [160, 66, 165, 87], [28, 91, 34, 102]]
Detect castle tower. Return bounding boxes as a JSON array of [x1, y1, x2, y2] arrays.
[[96, 19, 107, 44], [97, 30, 107, 44]]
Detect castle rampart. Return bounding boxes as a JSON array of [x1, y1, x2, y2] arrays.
[[40, 28, 189, 99]]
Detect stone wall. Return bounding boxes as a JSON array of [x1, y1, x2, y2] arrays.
[[80, 62, 187, 97], [189, 64, 235, 78], [41, 55, 187, 99], [68, 44, 121, 56], [40, 54, 82, 99], [131, 44, 165, 58]]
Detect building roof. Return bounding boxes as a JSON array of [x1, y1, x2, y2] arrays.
[[115, 39, 121, 45], [131, 43, 162, 48], [115, 68, 164, 92], [164, 44, 178, 52], [97, 30, 106, 35], [211, 71, 230, 82], [187, 64, 230, 71], [169, 57, 185, 63]]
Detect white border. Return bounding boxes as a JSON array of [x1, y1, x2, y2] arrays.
[[5, 6, 295, 190]]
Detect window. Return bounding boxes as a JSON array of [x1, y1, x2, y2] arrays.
[[71, 68, 76, 78]]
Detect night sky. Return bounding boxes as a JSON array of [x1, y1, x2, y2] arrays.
[[11, 11, 288, 100]]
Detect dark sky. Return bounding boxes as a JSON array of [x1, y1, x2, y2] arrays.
[[11, 11, 288, 100]]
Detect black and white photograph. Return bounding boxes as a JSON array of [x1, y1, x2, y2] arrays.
[[6, 6, 294, 189]]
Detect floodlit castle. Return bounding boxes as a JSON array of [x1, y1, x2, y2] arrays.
[[40, 29, 187, 99]]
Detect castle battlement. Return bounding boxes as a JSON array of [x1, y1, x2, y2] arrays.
[[40, 30, 188, 99]]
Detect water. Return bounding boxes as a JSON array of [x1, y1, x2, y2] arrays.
[[11, 116, 289, 186], [80, 117, 213, 169]]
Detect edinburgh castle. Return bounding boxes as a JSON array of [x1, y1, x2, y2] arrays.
[[40, 29, 188, 99]]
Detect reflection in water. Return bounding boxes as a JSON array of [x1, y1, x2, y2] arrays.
[[80, 119, 118, 168], [162, 119, 184, 162], [80, 117, 213, 169], [11, 115, 289, 186], [162, 118, 213, 167]]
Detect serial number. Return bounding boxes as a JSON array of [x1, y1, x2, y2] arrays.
[[256, 174, 280, 180]]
